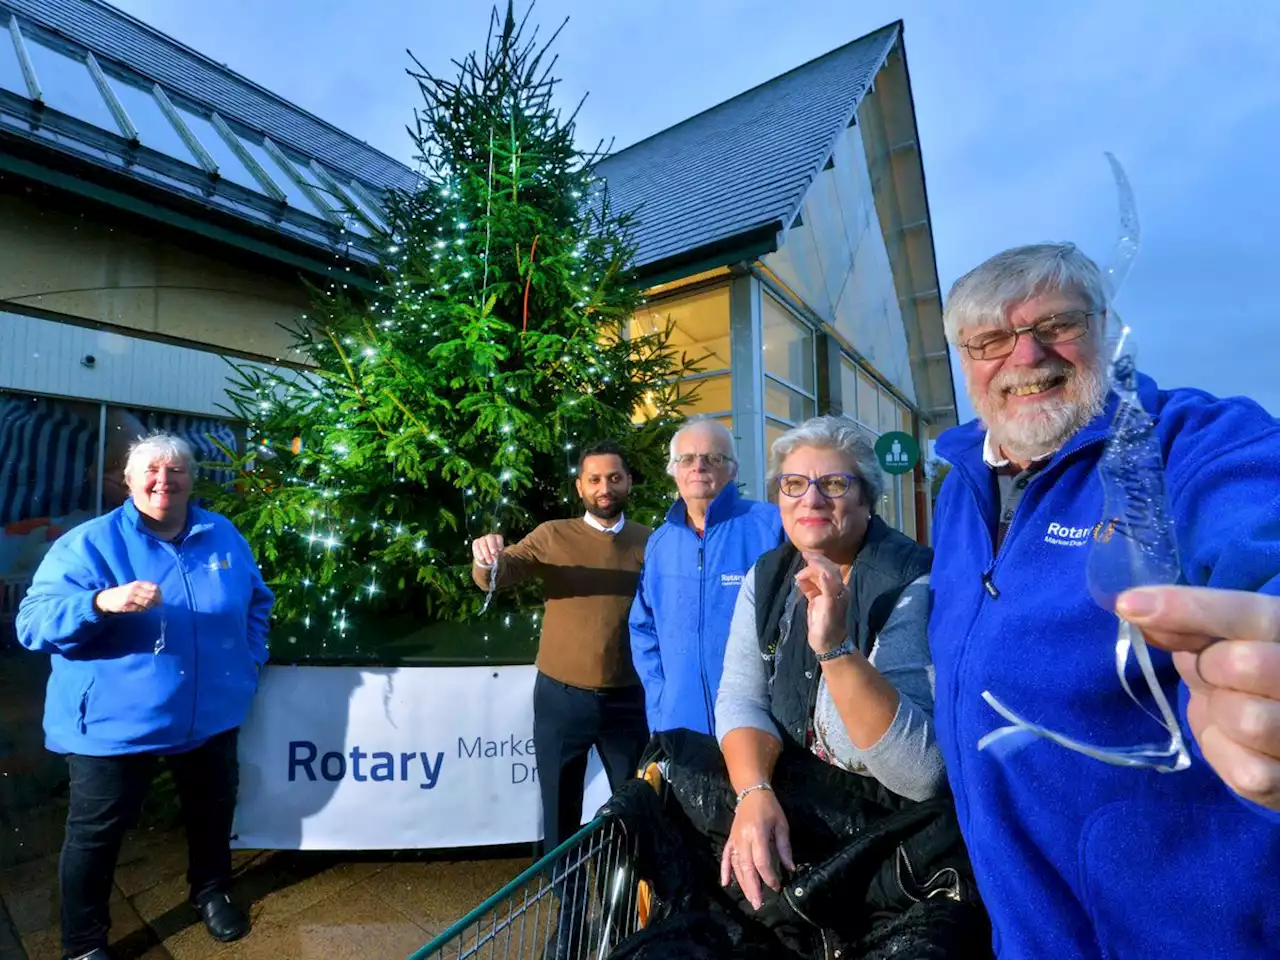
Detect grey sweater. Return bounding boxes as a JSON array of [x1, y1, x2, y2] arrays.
[[713, 567, 944, 802]]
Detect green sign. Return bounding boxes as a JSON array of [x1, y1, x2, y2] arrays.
[[875, 431, 919, 475]]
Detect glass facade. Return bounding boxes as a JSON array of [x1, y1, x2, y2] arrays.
[[838, 356, 919, 539], [761, 292, 816, 443], [630, 284, 731, 423], [631, 285, 730, 372], [681, 373, 732, 417]]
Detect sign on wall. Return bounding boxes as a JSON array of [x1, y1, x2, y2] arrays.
[[874, 430, 920, 475], [232, 665, 612, 850]]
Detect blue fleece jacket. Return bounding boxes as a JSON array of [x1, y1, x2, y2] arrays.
[[930, 375, 1280, 960], [16, 500, 274, 756], [629, 484, 783, 734]]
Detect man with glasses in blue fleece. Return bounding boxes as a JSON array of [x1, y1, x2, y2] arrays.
[[929, 242, 1280, 959], [630, 417, 782, 735]]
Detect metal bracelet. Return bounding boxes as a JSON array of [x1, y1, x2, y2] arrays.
[[735, 781, 773, 806], [814, 637, 855, 662]]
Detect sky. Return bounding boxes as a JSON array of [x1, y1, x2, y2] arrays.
[[111, 0, 1280, 421]]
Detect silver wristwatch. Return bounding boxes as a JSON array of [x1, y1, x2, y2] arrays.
[[814, 637, 855, 662]]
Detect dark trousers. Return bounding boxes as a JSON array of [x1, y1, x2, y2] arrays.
[[60, 728, 240, 957], [532, 673, 647, 855]]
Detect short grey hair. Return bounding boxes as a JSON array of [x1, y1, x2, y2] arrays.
[[667, 416, 738, 479], [943, 242, 1108, 344], [124, 432, 195, 482], [767, 415, 884, 513]]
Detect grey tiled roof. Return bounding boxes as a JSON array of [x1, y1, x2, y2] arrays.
[[597, 23, 898, 272], [3, 0, 416, 192]]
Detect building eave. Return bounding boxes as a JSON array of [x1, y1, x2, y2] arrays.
[[0, 138, 380, 292], [629, 221, 782, 289]]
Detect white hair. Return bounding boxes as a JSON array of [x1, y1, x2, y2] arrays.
[[667, 416, 738, 479], [124, 432, 195, 482], [943, 242, 1109, 344], [767, 415, 884, 513]]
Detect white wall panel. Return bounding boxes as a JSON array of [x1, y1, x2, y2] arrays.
[[0, 312, 272, 415]]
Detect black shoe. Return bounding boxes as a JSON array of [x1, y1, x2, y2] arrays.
[[65, 950, 112, 960], [196, 891, 250, 943]]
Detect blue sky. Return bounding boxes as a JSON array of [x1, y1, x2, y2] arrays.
[[113, 0, 1280, 420]]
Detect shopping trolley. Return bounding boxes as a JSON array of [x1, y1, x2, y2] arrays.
[[409, 763, 663, 960]]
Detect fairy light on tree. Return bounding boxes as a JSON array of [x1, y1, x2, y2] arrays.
[[208, 2, 698, 657]]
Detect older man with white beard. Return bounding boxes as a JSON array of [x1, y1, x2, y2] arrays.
[[928, 242, 1280, 960]]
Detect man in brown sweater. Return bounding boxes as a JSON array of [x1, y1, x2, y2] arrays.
[[472, 440, 651, 871]]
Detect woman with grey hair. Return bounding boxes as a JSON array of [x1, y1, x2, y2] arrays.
[[17, 432, 273, 959], [701, 415, 983, 954]]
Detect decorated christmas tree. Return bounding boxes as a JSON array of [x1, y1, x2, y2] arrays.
[[210, 3, 699, 660]]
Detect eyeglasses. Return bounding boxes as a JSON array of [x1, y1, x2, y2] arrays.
[[672, 453, 734, 469], [960, 310, 1097, 361], [776, 473, 862, 500]]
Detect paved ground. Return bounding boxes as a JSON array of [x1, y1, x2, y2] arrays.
[[0, 647, 530, 960]]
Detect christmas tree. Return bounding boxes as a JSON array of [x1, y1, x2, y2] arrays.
[[210, 3, 699, 660]]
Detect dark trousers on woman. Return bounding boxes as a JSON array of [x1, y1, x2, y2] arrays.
[[532, 674, 648, 959], [60, 728, 240, 958]]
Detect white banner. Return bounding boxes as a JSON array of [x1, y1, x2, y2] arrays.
[[232, 665, 612, 850]]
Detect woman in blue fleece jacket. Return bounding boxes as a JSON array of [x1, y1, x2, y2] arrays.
[[932, 242, 1280, 960], [17, 432, 273, 960]]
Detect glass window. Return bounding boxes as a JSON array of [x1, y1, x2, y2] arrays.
[[762, 294, 814, 390], [765, 380, 815, 425], [766, 418, 789, 460], [0, 393, 103, 633], [0, 21, 29, 96], [238, 137, 334, 221], [631, 285, 730, 372], [680, 374, 732, 416], [878, 387, 899, 435], [106, 76, 199, 165], [24, 39, 118, 131], [856, 370, 879, 432], [884, 477, 902, 529], [175, 106, 264, 191], [901, 471, 917, 541], [839, 356, 867, 421]]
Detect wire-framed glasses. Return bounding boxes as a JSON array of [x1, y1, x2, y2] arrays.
[[960, 310, 1097, 361]]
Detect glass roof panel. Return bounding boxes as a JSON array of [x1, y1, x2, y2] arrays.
[[0, 21, 29, 96], [106, 76, 199, 164], [290, 159, 371, 236], [344, 179, 390, 231], [237, 136, 331, 221], [24, 37, 118, 132], [175, 105, 262, 191]]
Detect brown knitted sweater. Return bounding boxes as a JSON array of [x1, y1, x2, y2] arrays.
[[473, 518, 651, 689]]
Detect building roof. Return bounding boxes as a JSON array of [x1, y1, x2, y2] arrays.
[[0, 0, 415, 274], [596, 23, 898, 277], [4, 0, 415, 191]]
